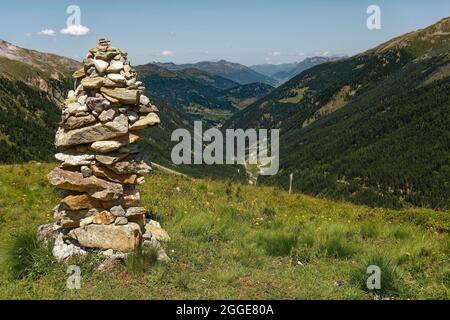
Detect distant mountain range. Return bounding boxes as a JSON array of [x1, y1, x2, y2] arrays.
[[154, 60, 278, 86], [154, 58, 337, 87], [249, 62, 299, 79], [226, 17, 450, 210], [251, 56, 345, 85]]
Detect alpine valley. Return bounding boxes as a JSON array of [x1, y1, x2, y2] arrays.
[[135, 63, 274, 125], [1, 17, 449, 210], [226, 17, 450, 210]]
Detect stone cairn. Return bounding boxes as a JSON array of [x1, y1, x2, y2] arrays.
[[37, 38, 170, 263]]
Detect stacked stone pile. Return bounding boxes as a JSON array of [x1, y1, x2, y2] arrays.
[[38, 38, 170, 262]]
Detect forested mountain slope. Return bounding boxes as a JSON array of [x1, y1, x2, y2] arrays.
[[136, 63, 273, 125], [226, 17, 450, 210], [0, 40, 81, 162]]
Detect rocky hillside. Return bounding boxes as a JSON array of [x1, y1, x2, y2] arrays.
[[0, 40, 82, 162], [0, 40, 80, 78], [0, 40, 82, 108], [226, 17, 450, 210]]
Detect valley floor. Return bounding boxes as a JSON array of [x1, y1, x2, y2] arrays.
[[0, 163, 448, 299]]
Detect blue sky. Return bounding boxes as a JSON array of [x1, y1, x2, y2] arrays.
[[1, 0, 449, 65]]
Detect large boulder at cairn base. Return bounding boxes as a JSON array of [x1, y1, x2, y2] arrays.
[[68, 223, 142, 252], [55, 114, 129, 147], [48, 168, 123, 200]]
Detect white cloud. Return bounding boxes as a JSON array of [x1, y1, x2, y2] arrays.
[[38, 29, 57, 37], [161, 50, 174, 57], [321, 51, 330, 56], [60, 25, 90, 36], [272, 51, 281, 56], [24, 33, 33, 37]]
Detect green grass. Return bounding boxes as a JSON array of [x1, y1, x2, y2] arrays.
[[5, 230, 55, 280], [125, 248, 159, 274], [186, 106, 233, 126], [350, 252, 404, 296], [278, 88, 307, 104], [257, 232, 297, 256], [0, 163, 448, 299]]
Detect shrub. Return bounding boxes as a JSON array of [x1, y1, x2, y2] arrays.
[[350, 252, 405, 296], [225, 181, 233, 197], [320, 233, 357, 259], [179, 209, 247, 242], [360, 221, 381, 239], [174, 273, 190, 290], [389, 226, 412, 240], [6, 230, 55, 280], [261, 206, 276, 220], [257, 232, 297, 256], [291, 246, 315, 264], [298, 231, 315, 249], [125, 248, 158, 273], [180, 215, 226, 242]]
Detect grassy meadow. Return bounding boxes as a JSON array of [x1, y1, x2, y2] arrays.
[[0, 163, 448, 299]]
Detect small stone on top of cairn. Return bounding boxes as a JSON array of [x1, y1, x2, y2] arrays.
[[37, 38, 170, 263]]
